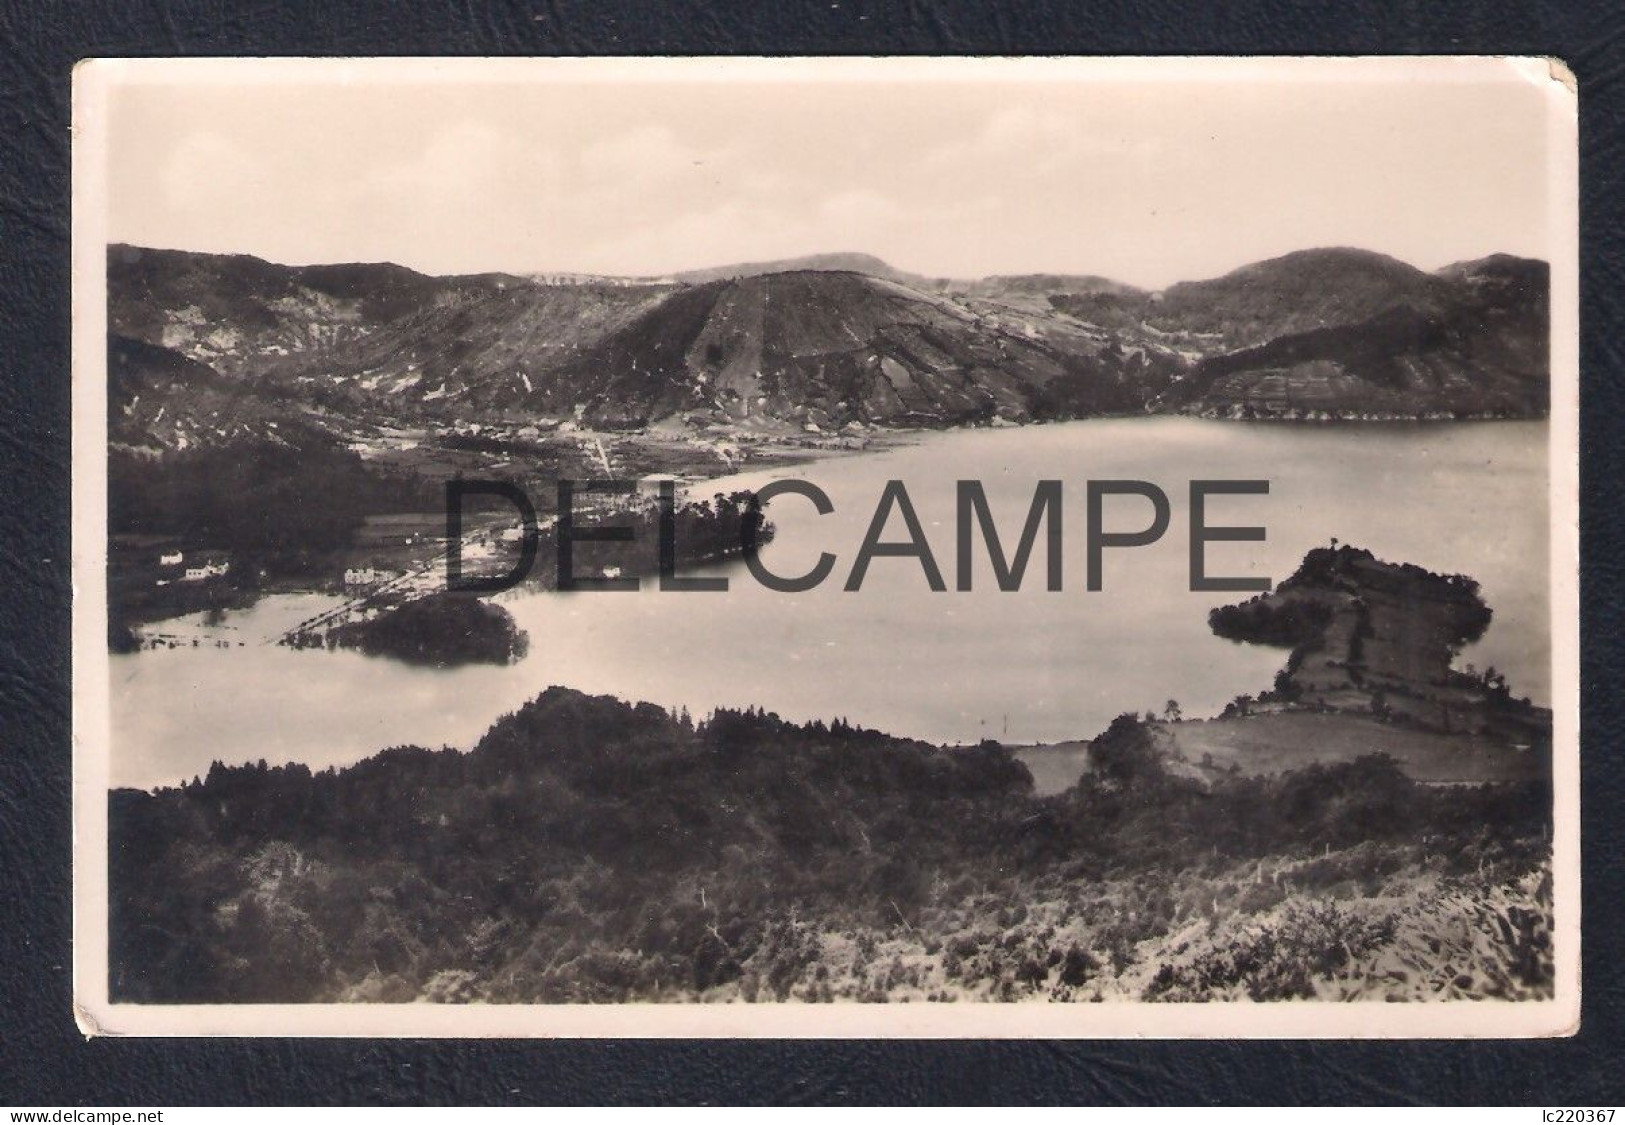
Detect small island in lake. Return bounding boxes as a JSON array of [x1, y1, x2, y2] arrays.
[[325, 594, 529, 668], [255, 488, 769, 662]]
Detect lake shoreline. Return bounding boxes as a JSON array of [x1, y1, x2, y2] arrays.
[[108, 417, 1551, 791], [111, 413, 1537, 635]]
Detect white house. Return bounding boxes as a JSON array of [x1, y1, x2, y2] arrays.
[[344, 566, 401, 588], [159, 550, 183, 567], [181, 559, 228, 582]]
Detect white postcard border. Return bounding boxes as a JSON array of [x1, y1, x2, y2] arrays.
[[70, 54, 1581, 1039]]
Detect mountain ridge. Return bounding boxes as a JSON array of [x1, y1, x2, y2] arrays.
[[107, 242, 1550, 453]]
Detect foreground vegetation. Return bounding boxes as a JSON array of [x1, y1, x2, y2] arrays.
[[109, 689, 1552, 1004]]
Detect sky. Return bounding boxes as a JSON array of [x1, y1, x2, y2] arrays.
[[99, 59, 1560, 290]]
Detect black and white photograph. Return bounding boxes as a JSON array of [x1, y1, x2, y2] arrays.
[[70, 56, 1578, 1037]]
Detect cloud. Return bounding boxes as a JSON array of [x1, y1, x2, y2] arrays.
[[818, 188, 905, 229], [160, 131, 267, 211], [923, 104, 1162, 181], [113, 71, 1552, 286], [578, 124, 704, 183]]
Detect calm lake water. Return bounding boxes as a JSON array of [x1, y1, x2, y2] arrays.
[[110, 418, 1551, 790]]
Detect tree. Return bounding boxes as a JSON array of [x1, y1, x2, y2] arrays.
[[226, 556, 260, 591], [1164, 699, 1183, 722], [1089, 714, 1167, 788], [1369, 688, 1392, 722]]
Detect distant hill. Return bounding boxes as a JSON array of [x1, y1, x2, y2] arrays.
[[673, 252, 916, 285], [673, 257, 1145, 302], [108, 333, 329, 454], [107, 243, 557, 382], [530, 269, 1148, 428], [1155, 247, 1448, 346], [106, 242, 1550, 450], [1154, 250, 1550, 418]]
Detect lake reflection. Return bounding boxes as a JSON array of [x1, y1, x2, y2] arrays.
[[110, 418, 1550, 790]]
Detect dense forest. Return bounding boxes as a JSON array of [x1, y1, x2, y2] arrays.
[[109, 437, 438, 577], [109, 687, 1553, 1004]]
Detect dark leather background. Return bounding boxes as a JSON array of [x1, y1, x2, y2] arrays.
[[1, 0, 1621, 1105]]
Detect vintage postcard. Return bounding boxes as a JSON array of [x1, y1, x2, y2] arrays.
[[71, 56, 1578, 1037]]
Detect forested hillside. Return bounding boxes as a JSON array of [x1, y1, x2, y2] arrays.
[[110, 686, 1552, 1004]]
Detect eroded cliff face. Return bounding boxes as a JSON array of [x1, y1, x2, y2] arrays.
[[1209, 545, 1543, 739]]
